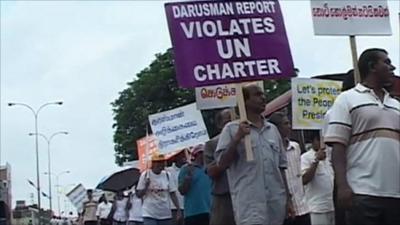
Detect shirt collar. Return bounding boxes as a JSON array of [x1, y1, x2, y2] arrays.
[[286, 140, 295, 151], [355, 83, 389, 95]]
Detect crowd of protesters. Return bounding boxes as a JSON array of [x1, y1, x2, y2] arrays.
[[80, 48, 399, 225]]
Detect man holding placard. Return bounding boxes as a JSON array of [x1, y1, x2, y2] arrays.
[[216, 84, 293, 225], [325, 48, 400, 225]]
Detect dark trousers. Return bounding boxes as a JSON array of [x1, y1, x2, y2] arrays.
[[210, 194, 235, 225], [333, 183, 346, 225], [100, 219, 112, 225], [346, 194, 400, 225], [185, 213, 210, 225], [283, 214, 311, 225], [84, 222, 97, 225]]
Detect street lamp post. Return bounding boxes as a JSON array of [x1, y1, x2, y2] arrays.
[[29, 131, 68, 214], [45, 171, 70, 216], [8, 101, 63, 225]]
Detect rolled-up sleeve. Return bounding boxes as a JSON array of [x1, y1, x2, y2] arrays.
[[324, 94, 352, 146]]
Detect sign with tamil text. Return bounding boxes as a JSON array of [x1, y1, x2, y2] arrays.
[[149, 103, 209, 154], [165, 0, 294, 88], [195, 84, 237, 110], [310, 0, 391, 35], [291, 78, 342, 130]]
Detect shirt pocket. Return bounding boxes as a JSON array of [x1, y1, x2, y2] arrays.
[[266, 140, 281, 163]]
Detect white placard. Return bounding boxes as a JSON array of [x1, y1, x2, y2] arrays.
[[66, 184, 86, 213], [195, 84, 237, 110], [311, 0, 392, 36], [291, 78, 342, 130], [149, 103, 209, 154]]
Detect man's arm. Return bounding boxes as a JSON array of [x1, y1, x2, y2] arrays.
[[204, 140, 226, 178], [331, 142, 353, 208], [280, 168, 295, 219], [302, 160, 319, 185], [136, 172, 150, 198], [178, 166, 192, 195], [218, 122, 249, 169], [218, 137, 241, 169]]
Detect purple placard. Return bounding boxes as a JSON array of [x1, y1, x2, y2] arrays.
[[165, 0, 295, 88]]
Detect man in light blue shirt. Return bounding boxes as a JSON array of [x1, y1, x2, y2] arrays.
[[178, 144, 212, 225], [216, 84, 293, 225]]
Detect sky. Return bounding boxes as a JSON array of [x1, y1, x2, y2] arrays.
[[1, 0, 399, 212]]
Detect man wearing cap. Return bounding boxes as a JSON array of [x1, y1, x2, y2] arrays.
[[216, 84, 292, 225], [137, 153, 181, 225], [178, 144, 212, 225]]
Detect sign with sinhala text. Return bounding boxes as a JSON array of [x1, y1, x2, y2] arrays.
[[149, 103, 209, 154], [165, 0, 294, 88], [310, 0, 391, 35], [291, 78, 342, 130], [195, 84, 237, 110]]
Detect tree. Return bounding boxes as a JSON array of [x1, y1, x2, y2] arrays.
[[111, 49, 291, 165]]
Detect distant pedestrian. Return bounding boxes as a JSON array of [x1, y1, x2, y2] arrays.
[[96, 194, 112, 225], [127, 187, 144, 225], [178, 144, 212, 225], [111, 191, 129, 225], [82, 189, 98, 225]]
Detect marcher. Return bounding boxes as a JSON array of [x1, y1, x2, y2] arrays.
[[204, 108, 236, 225], [165, 150, 186, 225], [81, 189, 98, 225], [137, 153, 181, 225], [111, 191, 128, 225], [178, 144, 212, 225], [269, 112, 311, 225], [96, 194, 112, 225], [127, 186, 144, 225], [216, 84, 293, 225], [325, 48, 400, 225], [301, 132, 335, 225]]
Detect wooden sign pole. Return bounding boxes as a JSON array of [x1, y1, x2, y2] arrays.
[[349, 35, 361, 83], [235, 83, 254, 161]]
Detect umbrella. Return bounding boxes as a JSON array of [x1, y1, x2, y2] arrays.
[[96, 167, 141, 192]]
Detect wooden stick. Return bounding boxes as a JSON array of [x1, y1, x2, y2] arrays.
[[145, 125, 150, 171], [229, 107, 237, 121], [319, 130, 325, 149], [235, 83, 254, 161], [349, 35, 361, 84]]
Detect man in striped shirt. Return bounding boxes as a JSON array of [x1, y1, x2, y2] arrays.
[[269, 112, 310, 225], [325, 48, 400, 225]]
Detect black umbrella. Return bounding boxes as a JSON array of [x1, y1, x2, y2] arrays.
[[96, 167, 141, 192]]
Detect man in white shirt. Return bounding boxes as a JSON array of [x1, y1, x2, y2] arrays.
[[269, 112, 310, 225], [325, 48, 400, 225], [127, 187, 143, 225], [165, 150, 185, 225], [301, 132, 334, 225], [96, 194, 112, 225], [137, 153, 181, 225]]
